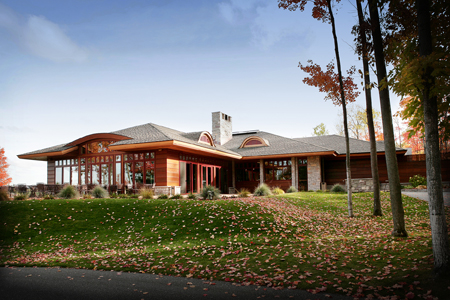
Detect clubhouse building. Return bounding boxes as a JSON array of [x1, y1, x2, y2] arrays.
[[18, 112, 447, 194]]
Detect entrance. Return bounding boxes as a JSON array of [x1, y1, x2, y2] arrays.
[[180, 162, 221, 194]]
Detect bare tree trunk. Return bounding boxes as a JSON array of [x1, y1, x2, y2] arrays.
[[357, 0, 381, 216], [368, 0, 407, 236], [327, 0, 353, 217], [416, 0, 450, 277]]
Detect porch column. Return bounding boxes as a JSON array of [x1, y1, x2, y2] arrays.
[[291, 157, 298, 190], [231, 160, 236, 189], [259, 159, 264, 184], [307, 156, 322, 191]]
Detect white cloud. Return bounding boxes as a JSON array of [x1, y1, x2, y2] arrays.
[[0, 4, 88, 62], [218, 0, 306, 49]]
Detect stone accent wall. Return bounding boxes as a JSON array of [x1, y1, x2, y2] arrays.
[[345, 178, 374, 192], [212, 112, 232, 145], [291, 157, 298, 190], [307, 156, 321, 191]]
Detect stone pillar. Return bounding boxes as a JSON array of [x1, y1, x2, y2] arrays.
[[212, 112, 232, 145], [259, 159, 264, 185], [307, 156, 322, 191], [291, 157, 298, 190]]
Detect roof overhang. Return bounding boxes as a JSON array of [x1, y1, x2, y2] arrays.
[[240, 151, 337, 160], [18, 146, 79, 161], [334, 149, 407, 157], [109, 140, 242, 159]]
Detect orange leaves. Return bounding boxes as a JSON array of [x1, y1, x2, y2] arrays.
[[0, 147, 12, 186], [299, 60, 359, 106]]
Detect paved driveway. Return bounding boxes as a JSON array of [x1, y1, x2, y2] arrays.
[[401, 190, 450, 206], [0, 267, 354, 300]]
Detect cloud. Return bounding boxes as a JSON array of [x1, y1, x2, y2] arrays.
[[218, 0, 306, 49], [0, 4, 88, 62]]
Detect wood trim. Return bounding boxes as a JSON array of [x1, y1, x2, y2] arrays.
[[334, 150, 407, 157], [66, 133, 132, 146], [172, 141, 242, 159], [239, 136, 269, 148], [198, 131, 216, 147], [241, 151, 336, 160], [109, 141, 175, 151], [18, 146, 79, 160]]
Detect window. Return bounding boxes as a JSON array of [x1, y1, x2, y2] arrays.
[[263, 160, 291, 181], [239, 136, 269, 148], [198, 132, 215, 146]]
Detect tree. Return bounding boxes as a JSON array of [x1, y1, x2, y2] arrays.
[[355, 0, 382, 216], [279, 0, 357, 217], [368, 0, 407, 237], [336, 104, 383, 141], [0, 147, 12, 186], [416, 0, 450, 276], [312, 123, 329, 136]]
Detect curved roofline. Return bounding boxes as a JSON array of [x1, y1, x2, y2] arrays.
[[66, 133, 132, 147], [239, 136, 270, 148], [198, 131, 216, 147]]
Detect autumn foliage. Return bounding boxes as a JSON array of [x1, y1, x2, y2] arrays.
[[299, 60, 360, 106], [0, 147, 12, 186]]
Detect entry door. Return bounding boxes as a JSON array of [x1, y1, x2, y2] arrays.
[[180, 162, 187, 194]]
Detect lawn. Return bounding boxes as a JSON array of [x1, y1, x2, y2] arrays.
[[1, 192, 449, 299]]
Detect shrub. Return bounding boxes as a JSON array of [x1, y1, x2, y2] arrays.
[[43, 194, 55, 200], [170, 194, 182, 199], [315, 189, 325, 193], [330, 184, 346, 193], [272, 187, 285, 195], [58, 185, 79, 199], [402, 185, 414, 190], [110, 193, 119, 199], [254, 183, 271, 196], [239, 188, 251, 198], [139, 188, 154, 199], [157, 194, 169, 199], [0, 189, 9, 201], [118, 194, 128, 199], [286, 186, 298, 193], [91, 186, 109, 199], [409, 175, 427, 188], [200, 185, 221, 200], [187, 192, 197, 200], [14, 193, 28, 201]]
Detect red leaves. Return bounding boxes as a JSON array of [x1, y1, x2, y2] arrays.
[[0, 147, 12, 186], [299, 60, 359, 106]]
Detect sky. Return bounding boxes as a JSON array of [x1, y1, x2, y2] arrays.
[[0, 0, 402, 185]]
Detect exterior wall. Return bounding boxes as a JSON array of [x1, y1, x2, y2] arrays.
[[307, 156, 321, 191], [155, 150, 180, 187], [324, 154, 450, 187], [212, 112, 232, 145], [47, 160, 55, 184]]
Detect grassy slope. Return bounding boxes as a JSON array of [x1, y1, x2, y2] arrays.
[[1, 192, 449, 299]]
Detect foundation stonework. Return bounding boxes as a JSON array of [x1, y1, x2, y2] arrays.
[[307, 156, 321, 191]]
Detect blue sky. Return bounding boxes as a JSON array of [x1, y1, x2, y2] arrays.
[[0, 0, 401, 185]]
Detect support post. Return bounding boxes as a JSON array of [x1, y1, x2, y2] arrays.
[[259, 159, 264, 185], [291, 157, 298, 190]]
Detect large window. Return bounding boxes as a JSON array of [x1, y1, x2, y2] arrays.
[[264, 160, 291, 181], [54, 158, 79, 185], [236, 162, 260, 182]]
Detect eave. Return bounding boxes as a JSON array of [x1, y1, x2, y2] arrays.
[[109, 140, 242, 160], [17, 146, 79, 161], [240, 151, 337, 160]]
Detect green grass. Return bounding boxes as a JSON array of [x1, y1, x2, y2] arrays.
[[1, 193, 449, 299]]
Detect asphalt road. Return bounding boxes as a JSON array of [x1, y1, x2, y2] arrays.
[[0, 267, 355, 300]]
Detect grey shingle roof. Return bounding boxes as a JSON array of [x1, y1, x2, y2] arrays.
[[18, 144, 75, 156], [295, 135, 404, 155], [222, 131, 333, 157]]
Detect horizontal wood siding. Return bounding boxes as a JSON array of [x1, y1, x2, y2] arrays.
[[325, 155, 450, 185], [47, 161, 55, 184], [167, 151, 180, 187], [155, 150, 180, 187]]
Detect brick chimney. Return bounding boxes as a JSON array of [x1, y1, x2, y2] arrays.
[[212, 112, 232, 145]]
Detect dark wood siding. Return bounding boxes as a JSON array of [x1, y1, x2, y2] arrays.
[[324, 154, 450, 185]]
